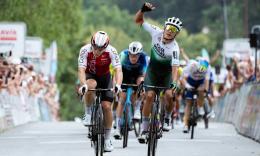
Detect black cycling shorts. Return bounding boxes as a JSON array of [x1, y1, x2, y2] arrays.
[[86, 72, 114, 103]]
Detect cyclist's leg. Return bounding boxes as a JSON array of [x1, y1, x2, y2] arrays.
[[84, 79, 97, 105], [132, 76, 144, 119], [112, 74, 118, 126], [142, 90, 155, 131], [114, 91, 126, 139], [98, 73, 114, 151], [82, 74, 97, 125], [183, 89, 193, 132], [197, 81, 207, 116], [163, 89, 175, 131], [164, 89, 175, 119]]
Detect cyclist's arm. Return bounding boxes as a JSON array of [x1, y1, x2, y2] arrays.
[[172, 47, 180, 83], [180, 48, 190, 62], [204, 68, 211, 91], [110, 47, 122, 85], [180, 74, 189, 89], [210, 49, 220, 64], [172, 66, 179, 83], [114, 67, 123, 86], [78, 46, 88, 85], [135, 10, 144, 25], [78, 67, 87, 85]]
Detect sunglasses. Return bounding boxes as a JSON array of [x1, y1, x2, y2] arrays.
[[129, 53, 141, 57], [165, 25, 179, 33]]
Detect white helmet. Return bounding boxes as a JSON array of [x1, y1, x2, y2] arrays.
[[91, 31, 110, 49], [128, 41, 143, 55], [165, 17, 183, 31]]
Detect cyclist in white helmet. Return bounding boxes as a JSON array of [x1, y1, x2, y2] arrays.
[[135, 2, 182, 143], [78, 31, 123, 152], [180, 57, 211, 133], [113, 41, 149, 139]]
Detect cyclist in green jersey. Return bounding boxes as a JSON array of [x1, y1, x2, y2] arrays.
[[135, 2, 183, 142]]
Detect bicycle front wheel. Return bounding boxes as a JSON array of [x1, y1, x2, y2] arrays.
[[94, 106, 104, 156], [148, 104, 158, 156], [123, 109, 129, 148]]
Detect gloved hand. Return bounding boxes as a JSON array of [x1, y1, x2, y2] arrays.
[[170, 81, 180, 92], [114, 84, 122, 94], [78, 84, 88, 95], [185, 83, 194, 90], [137, 80, 145, 97], [141, 2, 155, 12]]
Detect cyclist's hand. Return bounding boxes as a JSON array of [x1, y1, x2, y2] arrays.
[[185, 83, 194, 90], [114, 84, 122, 94], [137, 80, 145, 97], [78, 84, 88, 95], [204, 89, 209, 97], [170, 81, 180, 93], [141, 2, 155, 12]]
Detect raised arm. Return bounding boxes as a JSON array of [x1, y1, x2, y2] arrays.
[[180, 48, 190, 62], [134, 2, 155, 25], [210, 49, 221, 64]]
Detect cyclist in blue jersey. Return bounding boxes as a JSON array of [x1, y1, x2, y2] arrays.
[[114, 41, 149, 139]]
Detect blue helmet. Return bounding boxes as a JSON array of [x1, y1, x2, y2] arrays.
[[198, 59, 209, 72]]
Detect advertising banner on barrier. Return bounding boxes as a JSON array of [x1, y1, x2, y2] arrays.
[[0, 22, 26, 59], [24, 37, 43, 59], [214, 83, 260, 142]]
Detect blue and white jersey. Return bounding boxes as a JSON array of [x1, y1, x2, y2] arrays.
[[120, 50, 149, 75], [182, 60, 211, 81]]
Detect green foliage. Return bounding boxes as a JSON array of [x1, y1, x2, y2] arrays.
[[0, 0, 85, 120]]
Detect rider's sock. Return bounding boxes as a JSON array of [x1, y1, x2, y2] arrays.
[[104, 128, 111, 140], [135, 100, 142, 111], [113, 110, 117, 120], [116, 117, 121, 128], [85, 106, 92, 115], [142, 116, 150, 132]]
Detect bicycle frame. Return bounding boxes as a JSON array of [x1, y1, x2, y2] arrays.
[[143, 85, 169, 156], [121, 85, 135, 148], [123, 87, 134, 126], [87, 88, 112, 156]]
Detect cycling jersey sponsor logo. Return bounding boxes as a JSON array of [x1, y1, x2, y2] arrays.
[[154, 43, 166, 58], [88, 60, 96, 74]]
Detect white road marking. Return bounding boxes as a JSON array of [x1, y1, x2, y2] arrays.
[[39, 140, 89, 144], [23, 130, 85, 135]]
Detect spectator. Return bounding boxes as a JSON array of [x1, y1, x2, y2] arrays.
[[0, 56, 60, 121]]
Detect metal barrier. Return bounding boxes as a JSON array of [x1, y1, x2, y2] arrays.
[[0, 89, 52, 132], [214, 83, 260, 142]]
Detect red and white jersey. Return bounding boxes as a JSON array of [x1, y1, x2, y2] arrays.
[[78, 44, 121, 76]]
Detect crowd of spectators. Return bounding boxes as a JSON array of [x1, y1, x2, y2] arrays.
[[0, 54, 60, 121], [212, 53, 260, 97]]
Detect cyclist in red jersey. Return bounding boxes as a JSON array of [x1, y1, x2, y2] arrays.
[[78, 31, 123, 152]]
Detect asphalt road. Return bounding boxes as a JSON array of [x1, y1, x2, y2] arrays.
[[0, 121, 259, 156]]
